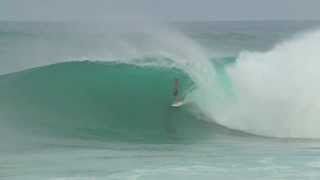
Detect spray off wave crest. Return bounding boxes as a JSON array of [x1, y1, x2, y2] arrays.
[[0, 23, 222, 142]]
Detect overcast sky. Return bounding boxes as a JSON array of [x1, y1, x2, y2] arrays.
[[1, 0, 320, 21]]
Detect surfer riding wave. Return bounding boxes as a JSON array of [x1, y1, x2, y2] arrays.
[[171, 78, 183, 107], [174, 78, 180, 102]]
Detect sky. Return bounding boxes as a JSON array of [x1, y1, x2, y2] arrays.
[[1, 0, 320, 21]]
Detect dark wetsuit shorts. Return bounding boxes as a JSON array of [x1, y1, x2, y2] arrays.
[[174, 89, 178, 96]]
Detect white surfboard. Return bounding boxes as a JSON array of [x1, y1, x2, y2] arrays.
[[171, 101, 184, 107]]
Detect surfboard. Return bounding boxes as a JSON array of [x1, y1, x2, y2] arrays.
[[171, 101, 184, 107]]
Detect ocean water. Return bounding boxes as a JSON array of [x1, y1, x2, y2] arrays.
[[1, 21, 320, 180]]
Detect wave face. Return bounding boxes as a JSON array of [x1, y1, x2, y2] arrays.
[[0, 61, 225, 143]]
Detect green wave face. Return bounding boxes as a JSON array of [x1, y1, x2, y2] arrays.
[[0, 61, 223, 143]]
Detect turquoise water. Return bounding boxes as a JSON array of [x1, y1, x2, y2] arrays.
[[1, 21, 320, 179]]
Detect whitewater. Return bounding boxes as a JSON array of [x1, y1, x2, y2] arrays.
[[1, 21, 320, 180]]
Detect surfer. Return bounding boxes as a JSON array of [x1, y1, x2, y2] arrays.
[[171, 78, 183, 107], [174, 78, 180, 103]]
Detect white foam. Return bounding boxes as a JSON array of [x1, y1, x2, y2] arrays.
[[199, 29, 320, 138]]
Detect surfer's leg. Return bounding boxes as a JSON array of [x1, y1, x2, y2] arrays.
[[173, 89, 178, 101]]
